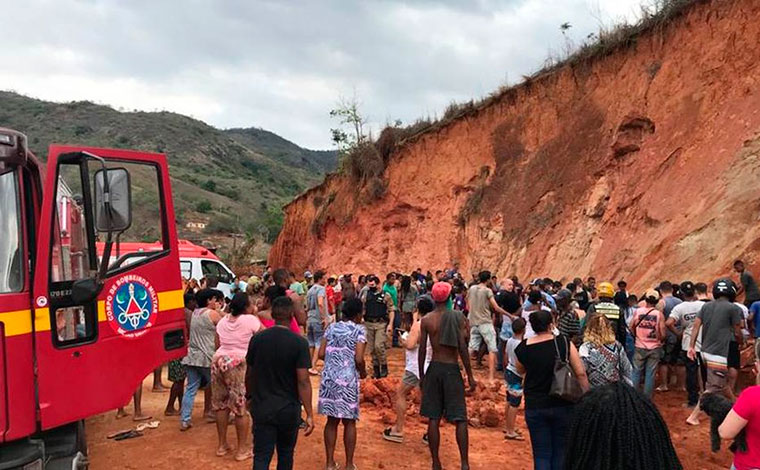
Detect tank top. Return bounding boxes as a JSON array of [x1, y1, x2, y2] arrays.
[[183, 308, 217, 368], [260, 316, 301, 334], [405, 338, 433, 379]]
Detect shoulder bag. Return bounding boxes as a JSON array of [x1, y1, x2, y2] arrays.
[[549, 335, 584, 403]]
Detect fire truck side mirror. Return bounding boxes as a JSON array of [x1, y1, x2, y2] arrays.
[[71, 278, 102, 305], [94, 168, 132, 233]]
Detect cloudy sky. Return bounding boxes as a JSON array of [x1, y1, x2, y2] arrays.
[[2, 0, 648, 149]]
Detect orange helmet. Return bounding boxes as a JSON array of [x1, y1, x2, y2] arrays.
[[597, 282, 615, 298]]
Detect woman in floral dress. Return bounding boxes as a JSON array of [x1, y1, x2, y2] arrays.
[[318, 298, 367, 470]]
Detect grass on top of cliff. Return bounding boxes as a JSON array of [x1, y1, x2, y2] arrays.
[[334, 0, 702, 170]]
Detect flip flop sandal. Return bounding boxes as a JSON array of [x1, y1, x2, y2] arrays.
[[216, 446, 232, 457], [107, 429, 133, 439], [136, 420, 161, 432], [235, 451, 253, 462], [504, 433, 525, 441], [132, 415, 153, 422], [326, 464, 340, 470], [114, 430, 143, 441], [382, 428, 404, 443]]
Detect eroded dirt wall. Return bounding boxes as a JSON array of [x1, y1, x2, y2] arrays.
[[270, 0, 760, 289]]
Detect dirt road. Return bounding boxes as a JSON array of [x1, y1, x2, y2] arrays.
[[87, 349, 735, 469]]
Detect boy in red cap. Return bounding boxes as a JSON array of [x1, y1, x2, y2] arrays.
[[419, 282, 476, 470]]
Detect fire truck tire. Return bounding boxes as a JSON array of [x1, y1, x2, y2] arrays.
[[76, 420, 88, 457]]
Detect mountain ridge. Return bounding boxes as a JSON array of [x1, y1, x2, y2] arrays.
[[0, 91, 337, 245]]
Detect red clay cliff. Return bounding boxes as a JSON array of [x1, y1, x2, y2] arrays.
[[270, 0, 760, 290]]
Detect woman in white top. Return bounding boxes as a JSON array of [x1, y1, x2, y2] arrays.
[[382, 296, 434, 443]]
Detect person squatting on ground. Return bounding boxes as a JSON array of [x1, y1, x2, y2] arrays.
[[687, 278, 744, 425], [361, 275, 395, 378], [514, 309, 589, 470], [419, 282, 476, 470], [211, 292, 261, 461], [180, 288, 224, 430], [467, 271, 510, 383], [318, 298, 367, 470], [564, 382, 683, 470], [382, 296, 434, 444], [503, 317, 526, 441], [629, 289, 666, 398], [246, 296, 314, 470]]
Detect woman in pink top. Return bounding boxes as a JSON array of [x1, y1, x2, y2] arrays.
[[259, 285, 301, 333], [719, 385, 760, 470], [212, 293, 261, 461], [628, 289, 666, 398]]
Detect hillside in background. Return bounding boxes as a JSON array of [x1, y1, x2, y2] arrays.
[[0, 91, 337, 251], [270, 0, 760, 290]]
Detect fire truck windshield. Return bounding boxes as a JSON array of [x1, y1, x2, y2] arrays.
[[0, 169, 23, 293]]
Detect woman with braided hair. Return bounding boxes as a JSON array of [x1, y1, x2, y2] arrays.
[[564, 381, 683, 470]]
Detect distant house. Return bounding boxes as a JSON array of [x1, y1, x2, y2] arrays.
[[185, 221, 207, 231]]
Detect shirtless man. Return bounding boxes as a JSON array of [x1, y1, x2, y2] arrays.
[[419, 282, 476, 470], [273, 268, 307, 328]]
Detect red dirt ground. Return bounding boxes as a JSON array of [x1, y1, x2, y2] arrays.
[[87, 348, 737, 470]]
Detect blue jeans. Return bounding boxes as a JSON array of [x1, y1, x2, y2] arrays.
[[524, 406, 573, 470], [632, 347, 662, 398], [180, 365, 210, 424], [624, 333, 635, 364]]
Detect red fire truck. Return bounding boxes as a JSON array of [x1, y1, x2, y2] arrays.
[[0, 128, 187, 469]]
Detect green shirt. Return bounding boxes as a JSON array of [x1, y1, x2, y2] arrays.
[[383, 284, 398, 309], [289, 282, 305, 296]]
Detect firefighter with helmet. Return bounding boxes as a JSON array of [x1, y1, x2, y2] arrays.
[[585, 281, 627, 344]]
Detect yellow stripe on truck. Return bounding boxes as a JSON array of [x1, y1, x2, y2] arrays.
[[0, 309, 35, 337], [0, 289, 185, 337]]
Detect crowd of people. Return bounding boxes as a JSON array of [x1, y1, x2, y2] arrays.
[[118, 261, 759, 470]]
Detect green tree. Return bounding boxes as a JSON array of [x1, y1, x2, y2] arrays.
[[201, 179, 217, 192], [330, 95, 367, 157], [195, 200, 212, 213]]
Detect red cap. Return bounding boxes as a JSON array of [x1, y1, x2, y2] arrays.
[[431, 282, 452, 303]]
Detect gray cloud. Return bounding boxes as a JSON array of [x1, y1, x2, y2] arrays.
[[1, 0, 645, 148]]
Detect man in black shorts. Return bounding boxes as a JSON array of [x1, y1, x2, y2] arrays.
[[419, 282, 476, 470]]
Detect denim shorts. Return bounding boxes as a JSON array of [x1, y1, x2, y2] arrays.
[[307, 320, 324, 348]]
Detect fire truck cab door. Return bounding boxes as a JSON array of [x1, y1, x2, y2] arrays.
[[33, 146, 186, 430]]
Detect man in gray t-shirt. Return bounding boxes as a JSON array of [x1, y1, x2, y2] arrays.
[[305, 271, 328, 375], [696, 299, 742, 358], [466, 271, 508, 383]]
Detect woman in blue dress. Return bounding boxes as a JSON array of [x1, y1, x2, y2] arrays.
[[318, 298, 367, 470]]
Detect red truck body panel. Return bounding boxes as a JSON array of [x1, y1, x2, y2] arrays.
[[1, 143, 186, 443]]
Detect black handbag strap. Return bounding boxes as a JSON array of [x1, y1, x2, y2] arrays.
[[633, 308, 655, 331], [552, 335, 569, 364]]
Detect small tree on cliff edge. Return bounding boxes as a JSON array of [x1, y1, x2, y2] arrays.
[[330, 95, 368, 167]]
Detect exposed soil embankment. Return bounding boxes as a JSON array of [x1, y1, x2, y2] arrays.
[[271, 0, 760, 288]]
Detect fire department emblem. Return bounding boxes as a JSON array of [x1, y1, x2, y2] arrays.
[[106, 275, 158, 338]]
